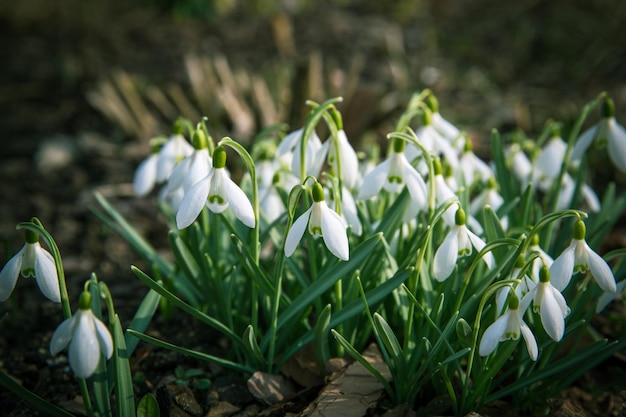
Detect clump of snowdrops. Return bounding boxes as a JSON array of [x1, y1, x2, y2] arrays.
[[2, 90, 626, 416]]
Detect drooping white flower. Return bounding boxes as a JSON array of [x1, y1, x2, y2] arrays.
[[357, 138, 428, 214], [479, 292, 538, 361], [161, 131, 213, 208], [406, 111, 459, 169], [133, 153, 159, 197], [425, 94, 461, 143], [285, 181, 349, 261], [550, 219, 616, 293], [277, 128, 327, 179], [50, 291, 113, 379], [556, 174, 601, 213], [257, 161, 299, 225], [326, 129, 360, 190], [505, 144, 533, 188], [532, 133, 568, 189], [176, 146, 255, 229], [527, 234, 554, 282], [0, 229, 59, 303], [571, 97, 626, 173], [522, 265, 570, 342], [433, 208, 495, 282], [156, 133, 194, 183], [458, 138, 493, 186]]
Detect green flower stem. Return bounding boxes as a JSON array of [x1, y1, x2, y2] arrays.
[[300, 97, 344, 181], [16, 219, 95, 416]]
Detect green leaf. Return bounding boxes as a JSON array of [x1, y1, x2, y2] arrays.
[[373, 313, 403, 360], [137, 393, 160, 417], [0, 369, 75, 417], [112, 314, 136, 417], [314, 304, 332, 370], [125, 289, 161, 357], [276, 268, 411, 367], [127, 329, 255, 374], [331, 330, 393, 394], [269, 233, 383, 341], [243, 325, 266, 368], [130, 266, 243, 347]]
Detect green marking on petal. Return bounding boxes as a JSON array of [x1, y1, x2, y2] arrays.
[[209, 195, 225, 204]]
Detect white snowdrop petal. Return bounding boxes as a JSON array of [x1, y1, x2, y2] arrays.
[[571, 126, 598, 162], [479, 313, 509, 357], [607, 119, 626, 172], [224, 175, 256, 228], [358, 158, 392, 200], [285, 208, 312, 257], [336, 130, 360, 189], [519, 321, 538, 361], [50, 316, 76, 356], [585, 243, 616, 293], [34, 247, 60, 303], [320, 205, 349, 261], [93, 316, 114, 359], [540, 286, 565, 342], [549, 243, 575, 291], [596, 279, 626, 313], [133, 154, 158, 197], [402, 159, 428, 204], [176, 175, 211, 229], [0, 247, 24, 301], [433, 229, 459, 282], [69, 313, 100, 378]]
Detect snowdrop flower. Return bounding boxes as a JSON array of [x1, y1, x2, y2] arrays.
[[327, 129, 360, 190], [479, 291, 538, 361], [556, 174, 601, 213], [527, 234, 554, 282], [50, 291, 113, 379], [358, 138, 428, 213], [163, 130, 212, 195], [596, 279, 626, 313], [257, 163, 298, 225], [425, 94, 461, 143], [0, 229, 59, 303], [176, 146, 255, 229], [470, 177, 508, 230], [156, 133, 194, 183], [277, 128, 327, 179], [458, 138, 493, 186], [406, 111, 459, 169], [285, 181, 349, 261], [523, 265, 570, 342], [571, 97, 626, 172], [133, 140, 161, 197], [550, 219, 616, 293], [433, 208, 495, 282], [505, 144, 532, 188], [532, 133, 567, 189]]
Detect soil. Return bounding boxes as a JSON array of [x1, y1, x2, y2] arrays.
[[1, 0, 626, 416]]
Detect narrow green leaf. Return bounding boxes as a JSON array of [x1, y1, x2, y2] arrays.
[[125, 289, 161, 356], [269, 233, 383, 341], [127, 329, 255, 374], [130, 266, 243, 347], [373, 313, 403, 360], [112, 314, 136, 417], [0, 369, 75, 417], [243, 325, 266, 368], [314, 304, 332, 370], [331, 330, 393, 394], [137, 393, 160, 417]]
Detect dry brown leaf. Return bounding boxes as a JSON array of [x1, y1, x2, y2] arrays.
[[247, 371, 297, 405], [299, 343, 392, 417]]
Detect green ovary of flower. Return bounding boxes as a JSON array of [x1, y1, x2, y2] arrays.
[[209, 195, 225, 204]]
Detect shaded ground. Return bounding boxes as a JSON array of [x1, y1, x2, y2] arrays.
[[1, 0, 626, 415]]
